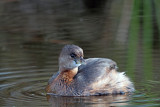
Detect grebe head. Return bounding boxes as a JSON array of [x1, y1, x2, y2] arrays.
[[59, 45, 85, 71]]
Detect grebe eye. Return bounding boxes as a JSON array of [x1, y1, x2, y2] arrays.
[[70, 53, 76, 58]]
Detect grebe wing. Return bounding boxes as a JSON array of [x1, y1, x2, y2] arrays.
[[80, 58, 117, 70], [75, 58, 118, 83]]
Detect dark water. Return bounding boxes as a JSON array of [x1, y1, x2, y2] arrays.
[[0, 0, 160, 107]]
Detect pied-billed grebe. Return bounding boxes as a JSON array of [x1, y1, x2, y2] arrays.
[[46, 45, 135, 96]]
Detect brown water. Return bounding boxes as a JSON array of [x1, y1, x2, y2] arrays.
[[0, 0, 160, 107]]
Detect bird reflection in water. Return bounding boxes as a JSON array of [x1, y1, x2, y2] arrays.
[[46, 94, 131, 107]]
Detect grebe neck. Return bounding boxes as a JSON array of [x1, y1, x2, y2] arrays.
[[59, 67, 78, 82]]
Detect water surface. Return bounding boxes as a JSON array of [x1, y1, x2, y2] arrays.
[[0, 0, 160, 107]]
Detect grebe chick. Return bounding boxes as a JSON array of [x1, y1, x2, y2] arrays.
[[46, 45, 135, 96]]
